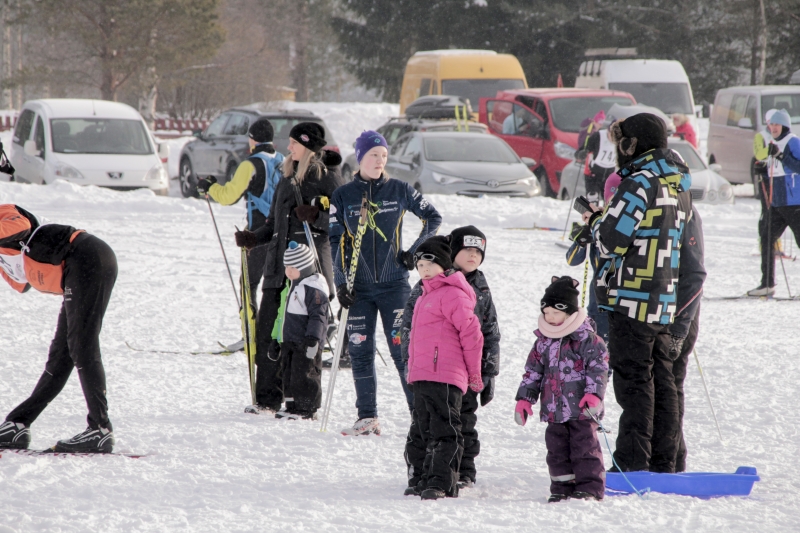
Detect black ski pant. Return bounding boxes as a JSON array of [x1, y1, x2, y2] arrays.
[[247, 244, 268, 307], [281, 341, 322, 414], [546, 419, 605, 498], [254, 286, 284, 410], [584, 166, 615, 205], [405, 388, 480, 488], [6, 234, 117, 431], [759, 204, 800, 288], [608, 312, 679, 472], [673, 314, 700, 472], [408, 381, 463, 496]]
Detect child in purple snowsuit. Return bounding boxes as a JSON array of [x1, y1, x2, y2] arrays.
[[514, 275, 609, 502]]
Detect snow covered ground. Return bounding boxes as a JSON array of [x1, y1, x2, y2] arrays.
[[0, 181, 797, 533]]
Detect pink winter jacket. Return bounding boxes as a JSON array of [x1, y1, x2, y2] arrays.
[[407, 270, 484, 394]]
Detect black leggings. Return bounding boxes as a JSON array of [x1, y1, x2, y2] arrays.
[[7, 234, 118, 430]]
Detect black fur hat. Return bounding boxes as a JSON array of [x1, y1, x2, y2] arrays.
[[290, 122, 326, 152], [541, 275, 580, 315], [609, 113, 668, 166]]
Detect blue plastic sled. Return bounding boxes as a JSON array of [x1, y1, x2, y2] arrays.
[[605, 466, 760, 498]]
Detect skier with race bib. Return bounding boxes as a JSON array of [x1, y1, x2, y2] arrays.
[[0, 205, 117, 453], [583, 127, 617, 206], [329, 130, 442, 436]]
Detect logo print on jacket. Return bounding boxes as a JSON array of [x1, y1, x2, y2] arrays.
[[350, 333, 367, 345]]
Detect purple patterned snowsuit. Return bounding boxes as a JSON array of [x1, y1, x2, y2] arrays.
[[516, 317, 609, 498]]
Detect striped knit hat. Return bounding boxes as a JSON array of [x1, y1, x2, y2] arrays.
[[284, 241, 316, 278]]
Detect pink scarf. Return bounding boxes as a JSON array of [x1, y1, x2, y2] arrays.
[[537, 308, 587, 339]]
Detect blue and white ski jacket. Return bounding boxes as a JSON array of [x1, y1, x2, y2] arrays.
[[329, 173, 442, 286]]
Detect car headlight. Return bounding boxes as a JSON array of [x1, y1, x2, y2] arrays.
[[553, 141, 575, 160], [516, 176, 536, 187], [706, 189, 718, 203], [145, 163, 168, 182], [432, 172, 464, 185], [718, 183, 733, 201], [54, 162, 85, 180]]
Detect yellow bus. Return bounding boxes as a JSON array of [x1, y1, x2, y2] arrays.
[[399, 50, 528, 114]]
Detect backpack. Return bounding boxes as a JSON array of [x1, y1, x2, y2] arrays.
[[247, 151, 285, 227]]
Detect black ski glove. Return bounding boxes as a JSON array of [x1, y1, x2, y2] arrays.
[[572, 224, 593, 247], [337, 284, 356, 309], [768, 143, 781, 157], [304, 336, 319, 359], [295, 204, 320, 223], [303, 336, 319, 348], [480, 376, 495, 406], [235, 229, 258, 249], [197, 176, 217, 194], [668, 335, 685, 359], [398, 250, 415, 271]]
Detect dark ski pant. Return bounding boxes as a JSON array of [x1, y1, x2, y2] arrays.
[[405, 388, 480, 487], [7, 234, 117, 431], [759, 204, 800, 288], [247, 244, 268, 306], [546, 419, 605, 498], [673, 314, 700, 472], [254, 286, 284, 410], [607, 312, 680, 472], [348, 279, 413, 420], [281, 341, 322, 414], [584, 166, 615, 205], [407, 381, 463, 495]]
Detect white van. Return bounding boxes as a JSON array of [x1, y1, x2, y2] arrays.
[[575, 59, 697, 128], [10, 99, 169, 195]]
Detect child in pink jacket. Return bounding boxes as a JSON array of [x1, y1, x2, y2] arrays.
[[405, 236, 484, 500]]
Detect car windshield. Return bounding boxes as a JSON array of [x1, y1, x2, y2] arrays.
[[760, 94, 800, 124], [548, 96, 635, 132], [50, 118, 152, 155], [268, 118, 335, 144], [608, 82, 693, 114], [669, 142, 705, 171], [424, 136, 519, 163], [441, 79, 525, 109]]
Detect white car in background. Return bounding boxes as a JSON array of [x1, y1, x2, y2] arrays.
[[9, 99, 169, 195]]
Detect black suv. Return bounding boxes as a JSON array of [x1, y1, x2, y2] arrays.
[[178, 107, 338, 197]]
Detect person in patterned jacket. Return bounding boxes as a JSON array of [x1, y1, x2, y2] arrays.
[[514, 276, 609, 502], [585, 113, 693, 473]]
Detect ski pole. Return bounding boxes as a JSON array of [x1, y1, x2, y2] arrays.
[[778, 245, 793, 298], [375, 345, 388, 367], [206, 194, 240, 308], [560, 168, 583, 240], [693, 348, 723, 443], [581, 245, 590, 308]]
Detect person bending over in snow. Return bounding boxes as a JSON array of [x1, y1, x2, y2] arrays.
[[514, 275, 608, 503], [402, 226, 499, 493], [404, 236, 484, 500], [0, 204, 117, 453], [270, 242, 329, 420]]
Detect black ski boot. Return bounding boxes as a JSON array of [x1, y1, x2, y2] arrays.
[[457, 476, 474, 489], [54, 427, 114, 453], [0, 421, 30, 449], [572, 491, 603, 501], [548, 493, 570, 503], [420, 487, 446, 500]]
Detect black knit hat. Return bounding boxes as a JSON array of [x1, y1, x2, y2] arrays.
[[609, 113, 668, 166], [249, 118, 274, 143], [290, 122, 326, 152], [414, 236, 453, 271], [449, 225, 487, 264], [541, 275, 580, 315]]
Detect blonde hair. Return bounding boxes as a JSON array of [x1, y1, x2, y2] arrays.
[[282, 145, 324, 184]]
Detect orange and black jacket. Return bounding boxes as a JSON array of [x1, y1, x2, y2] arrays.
[[0, 204, 84, 294]]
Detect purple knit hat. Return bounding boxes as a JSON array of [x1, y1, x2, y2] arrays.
[[355, 130, 389, 163]]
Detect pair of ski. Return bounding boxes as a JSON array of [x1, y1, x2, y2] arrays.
[[704, 295, 799, 301], [1, 447, 145, 459]]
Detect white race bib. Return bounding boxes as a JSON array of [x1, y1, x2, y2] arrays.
[[0, 251, 26, 284]]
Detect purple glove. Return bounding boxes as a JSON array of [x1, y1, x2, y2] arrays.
[[514, 399, 533, 426], [579, 393, 603, 417], [468, 374, 484, 393]]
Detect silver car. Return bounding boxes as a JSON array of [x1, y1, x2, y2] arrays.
[[385, 131, 540, 197], [558, 138, 734, 204]]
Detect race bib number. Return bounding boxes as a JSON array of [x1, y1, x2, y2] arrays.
[[0, 252, 26, 284]]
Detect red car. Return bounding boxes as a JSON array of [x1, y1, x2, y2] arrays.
[[478, 89, 635, 197]]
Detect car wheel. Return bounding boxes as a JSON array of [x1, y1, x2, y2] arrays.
[[561, 187, 571, 201], [179, 158, 198, 198], [750, 158, 762, 200], [536, 167, 556, 198], [224, 161, 237, 185], [341, 164, 352, 181]]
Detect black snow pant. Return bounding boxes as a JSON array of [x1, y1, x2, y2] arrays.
[[408, 381, 463, 496], [546, 419, 605, 498], [405, 387, 479, 488], [281, 341, 322, 414], [673, 314, 700, 472], [584, 166, 615, 205], [247, 244, 268, 307], [759, 204, 800, 288], [254, 286, 284, 410], [6, 234, 117, 431], [607, 312, 679, 472]]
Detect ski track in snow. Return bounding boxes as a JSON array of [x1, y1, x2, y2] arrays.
[[0, 180, 797, 532]]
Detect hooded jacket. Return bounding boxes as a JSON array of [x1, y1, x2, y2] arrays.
[[401, 269, 500, 377], [407, 270, 484, 394], [669, 206, 705, 338], [515, 316, 608, 423], [591, 148, 693, 324], [272, 273, 329, 345]]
